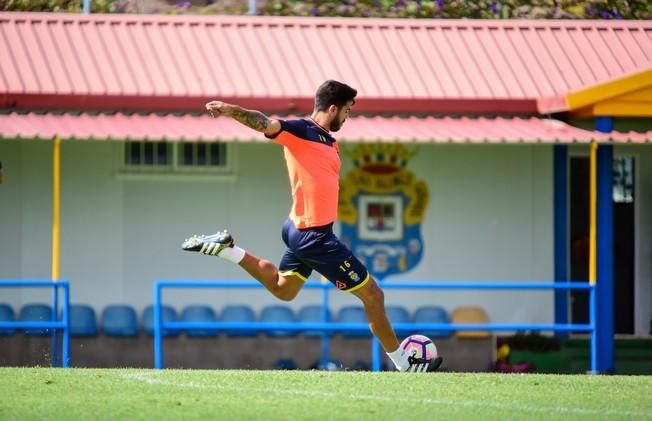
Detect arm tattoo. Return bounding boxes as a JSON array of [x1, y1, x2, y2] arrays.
[[229, 108, 270, 133]]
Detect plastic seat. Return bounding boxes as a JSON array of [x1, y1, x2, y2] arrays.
[[451, 306, 490, 339], [101, 305, 138, 337], [221, 305, 257, 337], [385, 305, 412, 335], [181, 305, 218, 337], [260, 305, 296, 337], [0, 303, 16, 335], [68, 304, 98, 337], [336, 306, 370, 338], [19, 303, 53, 336], [143, 305, 179, 337], [413, 306, 452, 338], [297, 305, 332, 338]]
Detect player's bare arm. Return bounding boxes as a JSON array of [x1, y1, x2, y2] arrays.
[[205, 101, 281, 137]]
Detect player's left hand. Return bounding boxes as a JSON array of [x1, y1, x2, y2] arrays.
[[205, 101, 232, 118]]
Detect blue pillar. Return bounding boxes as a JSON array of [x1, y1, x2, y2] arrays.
[[595, 115, 614, 374], [596, 144, 614, 373], [595, 117, 614, 133], [553, 145, 568, 338]]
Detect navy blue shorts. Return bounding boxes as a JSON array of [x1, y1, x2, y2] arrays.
[[279, 218, 370, 292]]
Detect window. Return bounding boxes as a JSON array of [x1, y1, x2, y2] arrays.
[[123, 141, 230, 174], [613, 156, 634, 203], [125, 141, 170, 168], [179, 143, 227, 168]]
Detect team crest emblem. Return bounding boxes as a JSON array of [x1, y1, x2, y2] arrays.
[[339, 144, 428, 280]]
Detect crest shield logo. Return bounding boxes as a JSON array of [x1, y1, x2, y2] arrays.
[[339, 144, 429, 280]]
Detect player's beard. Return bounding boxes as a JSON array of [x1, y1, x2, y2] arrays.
[[330, 116, 345, 132]]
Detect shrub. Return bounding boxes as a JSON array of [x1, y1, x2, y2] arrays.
[[2, 0, 651, 19]]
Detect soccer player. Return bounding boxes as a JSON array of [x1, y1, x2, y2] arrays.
[[183, 80, 442, 373]]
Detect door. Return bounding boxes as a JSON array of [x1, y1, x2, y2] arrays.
[[569, 156, 635, 334]]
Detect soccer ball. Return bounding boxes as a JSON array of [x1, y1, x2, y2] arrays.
[[400, 334, 438, 361]]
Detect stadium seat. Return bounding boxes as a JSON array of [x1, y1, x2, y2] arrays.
[[311, 358, 344, 371], [143, 305, 179, 337], [297, 305, 332, 338], [220, 305, 257, 337], [336, 306, 371, 338], [260, 305, 296, 337], [0, 303, 16, 335], [101, 305, 138, 337], [19, 303, 53, 336], [181, 305, 218, 337], [413, 306, 452, 339], [385, 305, 412, 335], [68, 304, 98, 337], [451, 306, 490, 339]]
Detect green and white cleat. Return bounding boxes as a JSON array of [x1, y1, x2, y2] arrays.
[[181, 230, 234, 256]]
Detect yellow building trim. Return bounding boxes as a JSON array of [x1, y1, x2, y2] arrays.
[[566, 68, 652, 112], [592, 101, 652, 117], [52, 136, 61, 282], [589, 141, 597, 286], [618, 85, 652, 101]]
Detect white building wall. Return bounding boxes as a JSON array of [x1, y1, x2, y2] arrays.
[[619, 145, 652, 336], [2, 139, 647, 330]]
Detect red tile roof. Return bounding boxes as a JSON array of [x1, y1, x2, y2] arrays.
[[1, 113, 649, 144], [1, 13, 650, 114]]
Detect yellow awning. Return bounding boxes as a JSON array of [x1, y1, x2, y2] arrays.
[[565, 68, 652, 117]]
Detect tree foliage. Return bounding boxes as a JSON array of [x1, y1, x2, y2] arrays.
[[2, 0, 651, 19]]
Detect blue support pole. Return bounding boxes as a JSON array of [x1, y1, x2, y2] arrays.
[[52, 285, 59, 367], [320, 286, 330, 368], [596, 143, 614, 373], [371, 336, 381, 372], [554, 145, 569, 339], [590, 284, 597, 373], [62, 283, 70, 368], [154, 284, 163, 369]]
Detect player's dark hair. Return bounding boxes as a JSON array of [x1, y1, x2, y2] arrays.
[[314, 80, 357, 111]]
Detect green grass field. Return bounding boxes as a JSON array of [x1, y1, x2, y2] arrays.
[[1, 368, 650, 420]]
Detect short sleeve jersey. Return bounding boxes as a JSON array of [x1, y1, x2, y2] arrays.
[[266, 118, 340, 229]]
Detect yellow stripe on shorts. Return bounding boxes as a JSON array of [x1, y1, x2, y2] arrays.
[[343, 273, 370, 293], [279, 270, 308, 282]]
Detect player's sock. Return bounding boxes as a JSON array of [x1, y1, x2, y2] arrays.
[[387, 346, 410, 372], [218, 245, 246, 264]]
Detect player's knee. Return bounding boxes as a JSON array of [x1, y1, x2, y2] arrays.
[[274, 286, 298, 302], [362, 281, 385, 308]]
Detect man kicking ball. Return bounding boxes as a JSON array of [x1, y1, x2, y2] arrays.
[[182, 80, 442, 373]]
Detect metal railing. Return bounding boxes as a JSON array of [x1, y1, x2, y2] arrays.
[[0, 280, 71, 368], [153, 280, 596, 372]]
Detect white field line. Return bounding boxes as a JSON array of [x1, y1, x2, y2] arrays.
[[121, 372, 651, 418]]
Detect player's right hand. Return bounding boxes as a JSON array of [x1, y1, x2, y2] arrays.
[[205, 101, 232, 118]]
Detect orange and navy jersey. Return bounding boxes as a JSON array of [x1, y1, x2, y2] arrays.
[[266, 118, 340, 229]]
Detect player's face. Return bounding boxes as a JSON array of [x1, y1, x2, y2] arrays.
[[330, 101, 353, 132]]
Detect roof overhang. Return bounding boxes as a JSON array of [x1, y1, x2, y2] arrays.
[[538, 67, 652, 117], [1, 94, 539, 115], [1, 113, 650, 144]]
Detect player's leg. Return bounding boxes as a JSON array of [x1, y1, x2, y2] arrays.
[[350, 279, 442, 372], [349, 277, 399, 352], [296, 228, 442, 372], [238, 252, 305, 301], [181, 229, 305, 302]]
